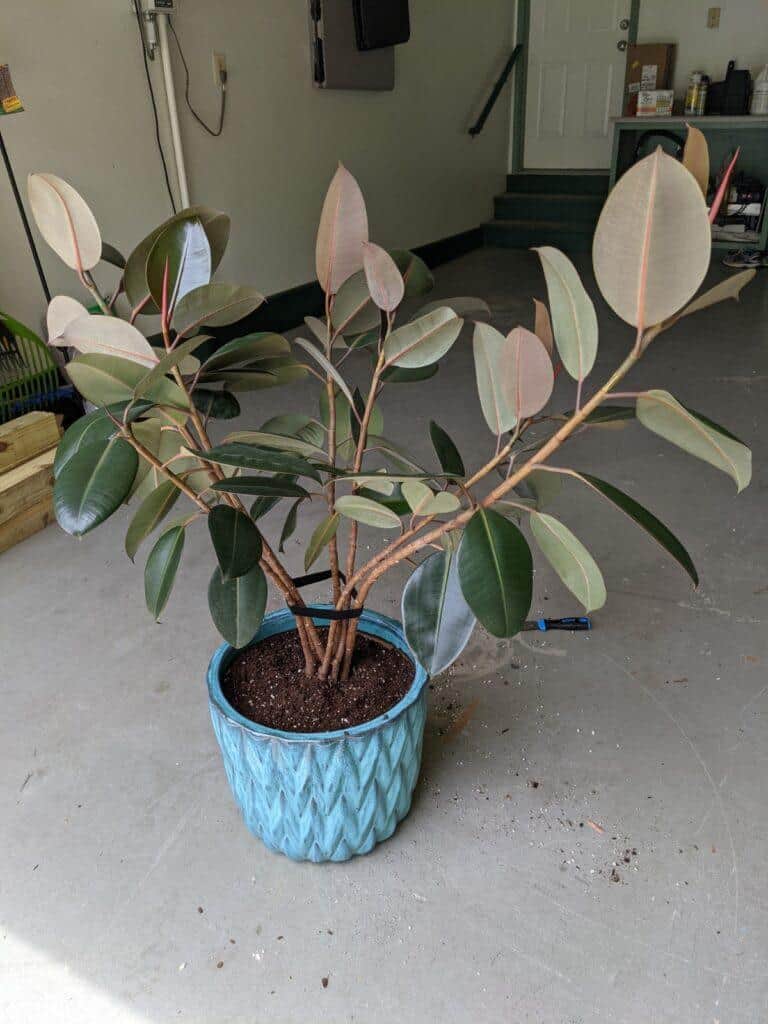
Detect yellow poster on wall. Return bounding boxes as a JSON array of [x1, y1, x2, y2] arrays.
[[0, 65, 23, 114]]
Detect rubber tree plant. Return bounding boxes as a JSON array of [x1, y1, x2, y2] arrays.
[[29, 126, 753, 685]]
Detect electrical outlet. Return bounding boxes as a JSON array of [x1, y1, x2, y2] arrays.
[[707, 6, 721, 28], [212, 52, 227, 87]]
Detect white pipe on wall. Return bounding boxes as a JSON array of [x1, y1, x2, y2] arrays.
[[156, 14, 190, 208]]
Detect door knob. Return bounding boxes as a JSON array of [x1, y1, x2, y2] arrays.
[[617, 39, 628, 51], [619, 18, 630, 30]]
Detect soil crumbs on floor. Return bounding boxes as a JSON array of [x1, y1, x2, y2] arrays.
[[222, 628, 414, 733]]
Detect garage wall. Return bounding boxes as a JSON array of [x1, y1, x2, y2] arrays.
[[637, 0, 768, 96], [0, 0, 513, 328]]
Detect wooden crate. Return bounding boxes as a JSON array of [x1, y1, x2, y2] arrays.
[[0, 412, 60, 553]]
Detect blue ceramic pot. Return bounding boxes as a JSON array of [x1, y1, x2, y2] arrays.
[[207, 608, 429, 863]]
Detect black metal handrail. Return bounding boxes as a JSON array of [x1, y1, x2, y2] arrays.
[[469, 44, 523, 138]]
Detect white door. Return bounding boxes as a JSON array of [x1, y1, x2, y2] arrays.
[[523, 0, 631, 169]]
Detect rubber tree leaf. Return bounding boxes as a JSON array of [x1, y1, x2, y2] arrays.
[[173, 283, 265, 337], [636, 390, 751, 492], [208, 505, 263, 580], [146, 217, 211, 310], [381, 362, 438, 384], [429, 420, 465, 478], [682, 123, 709, 197], [384, 307, 463, 369], [208, 563, 267, 649], [124, 205, 229, 312], [518, 467, 562, 509], [569, 470, 699, 585], [192, 388, 241, 420], [533, 298, 554, 357], [54, 408, 116, 478], [316, 163, 369, 295], [144, 524, 186, 619], [506, 326, 554, 418], [362, 242, 404, 312], [211, 477, 310, 498], [674, 268, 756, 321], [530, 512, 606, 612], [54, 436, 138, 536], [66, 353, 189, 410], [472, 322, 516, 433], [292, 336, 356, 409], [335, 494, 401, 529], [27, 172, 101, 272], [61, 314, 158, 368], [416, 296, 491, 320], [458, 508, 533, 637], [331, 270, 381, 335], [250, 475, 297, 521], [224, 429, 323, 459], [319, 389, 381, 446], [534, 247, 598, 381], [125, 481, 180, 561], [193, 443, 321, 480], [593, 149, 711, 330], [304, 513, 340, 571], [402, 547, 476, 677], [260, 415, 326, 449], [402, 480, 460, 516], [101, 241, 126, 269], [133, 335, 209, 400], [391, 249, 434, 296], [201, 332, 289, 372], [278, 499, 302, 553], [47, 295, 88, 342]]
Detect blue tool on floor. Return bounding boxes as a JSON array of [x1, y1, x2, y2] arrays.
[[523, 617, 592, 632]]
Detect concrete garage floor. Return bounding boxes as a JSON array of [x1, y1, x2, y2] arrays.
[[1, 248, 767, 1023]]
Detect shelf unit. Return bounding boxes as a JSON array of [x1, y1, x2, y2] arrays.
[[609, 115, 768, 250]]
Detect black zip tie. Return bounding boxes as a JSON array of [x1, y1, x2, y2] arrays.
[[287, 570, 362, 620]]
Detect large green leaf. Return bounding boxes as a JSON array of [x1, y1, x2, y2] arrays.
[[146, 217, 211, 310], [208, 563, 267, 648], [335, 494, 401, 529], [529, 512, 606, 612], [416, 296, 491, 320], [172, 283, 265, 337], [636, 390, 751, 492], [250, 475, 297, 521], [402, 546, 476, 676], [534, 247, 598, 381], [124, 206, 229, 312], [572, 471, 698, 585], [67, 353, 189, 410], [201, 333, 290, 372], [54, 437, 138, 537], [304, 512, 340, 571], [144, 523, 186, 619], [458, 508, 533, 637], [383, 307, 463, 369], [278, 499, 302, 553], [54, 408, 116, 478], [381, 361, 439, 384], [211, 477, 310, 498], [260, 415, 325, 449], [358, 485, 410, 517], [124, 481, 180, 560], [224, 429, 323, 460], [192, 388, 240, 420], [331, 270, 381, 335], [133, 335, 209, 401], [208, 505, 263, 580], [193, 443, 322, 480], [391, 249, 434, 297], [519, 468, 562, 510]]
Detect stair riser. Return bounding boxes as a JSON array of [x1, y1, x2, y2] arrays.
[[506, 173, 609, 196], [494, 194, 603, 223], [483, 222, 594, 253]]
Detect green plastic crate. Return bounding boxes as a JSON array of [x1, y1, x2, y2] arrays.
[[0, 311, 60, 424]]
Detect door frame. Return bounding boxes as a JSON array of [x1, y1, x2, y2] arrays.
[[509, 0, 640, 172]]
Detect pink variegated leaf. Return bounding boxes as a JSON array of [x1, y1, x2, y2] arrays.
[[507, 326, 554, 419], [362, 242, 404, 312], [709, 147, 740, 224], [532, 298, 554, 357], [315, 164, 369, 295]]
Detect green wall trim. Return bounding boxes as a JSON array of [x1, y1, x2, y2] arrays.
[[629, 0, 640, 44], [211, 227, 484, 340]]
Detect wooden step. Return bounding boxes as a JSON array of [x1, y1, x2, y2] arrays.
[[0, 411, 60, 473], [0, 447, 57, 527], [0, 494, 55, 555]]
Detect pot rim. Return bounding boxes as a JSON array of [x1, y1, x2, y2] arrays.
[[207, 607, 429, 743]]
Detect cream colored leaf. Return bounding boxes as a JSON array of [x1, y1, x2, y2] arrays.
[[593, 149, 711, 329], [507, 326, 554, 419], [27, 173, 102, 272], [473, 322, 516, 434], [47, 296, 88, 343], [533, 298, 554, 357], [679, 268, 756, 319], [362, 242, 404, 312], [682, 123, 709, 198], [62, 314, 158, 368], [535, 247, 598, 381], [315, 163, 369, 295]]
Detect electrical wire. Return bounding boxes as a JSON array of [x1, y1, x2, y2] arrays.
[[132, 0, 177, 213], [168, 19, 226, 138]]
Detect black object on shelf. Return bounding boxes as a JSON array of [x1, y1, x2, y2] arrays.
[[707, 60, 752, 116], [353, 0, 410, 51]]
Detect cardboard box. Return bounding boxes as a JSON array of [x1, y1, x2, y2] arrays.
[[636, 89, 675, 117], [624, 43, 676, 116]]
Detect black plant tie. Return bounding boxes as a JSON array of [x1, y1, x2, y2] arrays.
[[287, 570, 362, 620]]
